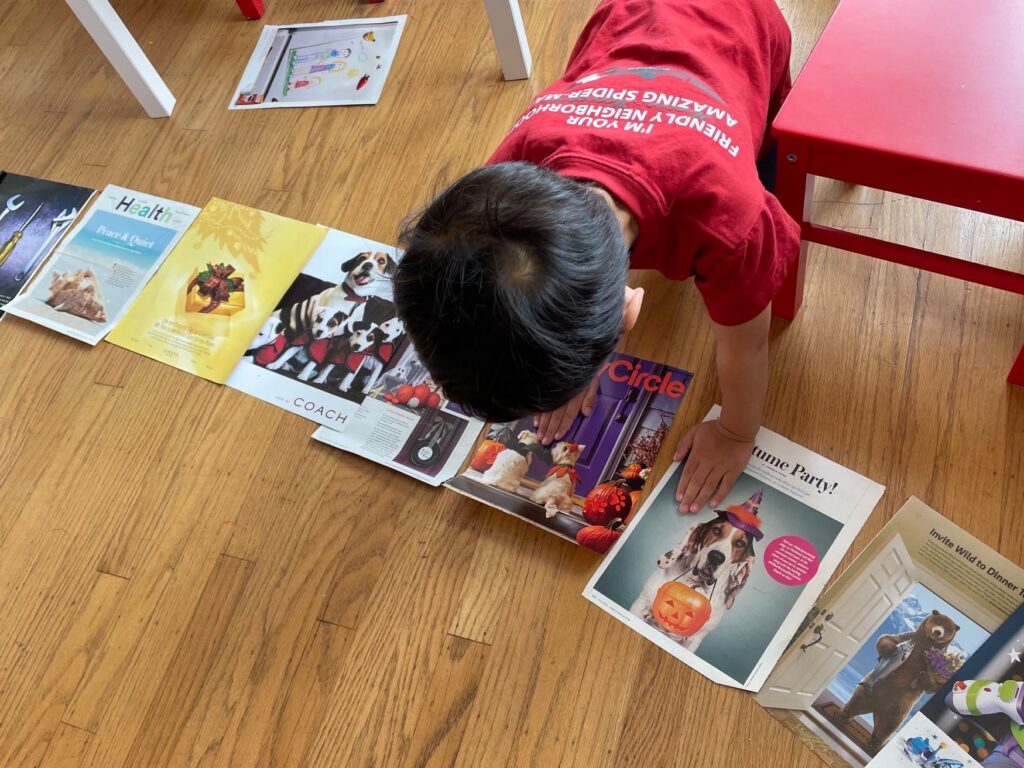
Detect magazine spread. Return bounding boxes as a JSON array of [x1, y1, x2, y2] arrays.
[[107, 199, 325, 383], [227, 227, 409, 427], [313, 353, 690, 523], [0, 172, 94, 317], [230, 17, 407, 109], [4, 186, 200, 344], [757, 497, 1024, 766], [444, 355, 693, 545], [583, 405, 886, 691], [312, 393, 485, 488], [868, 603, 1024, 768]]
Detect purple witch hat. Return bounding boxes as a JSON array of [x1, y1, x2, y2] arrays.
[[720, 489, 765, 540]]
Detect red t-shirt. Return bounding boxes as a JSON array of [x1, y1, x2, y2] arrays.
[[488, 0, 800, 325]]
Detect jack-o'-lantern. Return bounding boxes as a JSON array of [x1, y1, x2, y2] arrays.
[[652, 581, 712, 637], [583, 480, 632, 526]]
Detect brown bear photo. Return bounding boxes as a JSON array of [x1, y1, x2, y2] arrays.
[[834, 609, 960, 751]]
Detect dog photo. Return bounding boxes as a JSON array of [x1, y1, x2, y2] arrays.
[[242, 236, 403, 400], [445, 356, 693, 547], [227, 228, 407, 427], [588, 466, 843, 686]]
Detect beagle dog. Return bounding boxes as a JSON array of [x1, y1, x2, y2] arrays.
[[630, 513, 756, 651], [341, 251, 396, 301]]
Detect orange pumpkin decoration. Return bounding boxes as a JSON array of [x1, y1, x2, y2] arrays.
[[576, 522, 623, 553], [652, 581, 712, 637], [583, 480, 632, 526], [470, 439, 506, 472]]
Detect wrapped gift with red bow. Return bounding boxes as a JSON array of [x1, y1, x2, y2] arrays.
[[185, 263, 246, 316]]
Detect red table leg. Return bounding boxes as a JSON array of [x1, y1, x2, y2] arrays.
[[1010, 344, 1024, 387], [236, 0, 264, 20], [772, 140, 815, 319]]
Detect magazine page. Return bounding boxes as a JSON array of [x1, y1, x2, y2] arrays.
[[4, 186, 199, 344], [230, 17, 407, 109], [311, 339, 485, 486], [757, 497, 1024, 766], [0, 171, 94, 317], [227, 227, 407, 426], [445, 355, 694, 549], [106, 198, 325, 383], [867, 603, 1024, 768], [584, 405, 885, 691]]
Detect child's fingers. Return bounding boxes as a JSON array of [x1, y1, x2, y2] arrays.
[[553, 399, 579, 441], [673, 425, 697, 461], [709, 471, 740, 508], [581, 379, 599, 417], [691, 473, 721, 513], [680, 464, 711, 511]]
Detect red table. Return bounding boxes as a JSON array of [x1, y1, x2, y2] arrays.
[[772, 0, 1024, 385]]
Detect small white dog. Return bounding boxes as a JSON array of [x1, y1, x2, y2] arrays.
[[481, 430, 540, 492], [530, 441, 586, 518], [630, 514, 756, 651]]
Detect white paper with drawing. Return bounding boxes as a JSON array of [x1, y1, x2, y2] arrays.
[[230, 17, 406, 109], [583, 405, 885, 692]]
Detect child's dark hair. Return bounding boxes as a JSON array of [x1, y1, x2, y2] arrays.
[[395, 162, 628, 422]]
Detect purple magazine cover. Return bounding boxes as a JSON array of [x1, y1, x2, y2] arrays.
[[446, 354, 693, 549]]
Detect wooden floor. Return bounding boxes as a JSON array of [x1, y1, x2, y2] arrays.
[[1, 0, 1022, 766]]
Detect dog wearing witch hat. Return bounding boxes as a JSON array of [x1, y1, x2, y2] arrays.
[[531, 441, 586, 518], [630, 490, 763, 651]]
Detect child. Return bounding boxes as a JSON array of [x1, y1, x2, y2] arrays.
[[394, 0, 800, 512]]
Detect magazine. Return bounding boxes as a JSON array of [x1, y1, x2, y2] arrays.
[[106, 198, 326, 383], [583, 405, 885, 691], [230, 17, 407, 109], [868, 603, 1024, 768], [756, 497, 1024, 766], [227, 227, 410, 427], [4, 186, 199, 344], [0, 172, 94, 317], [313, 354, 693, 547]]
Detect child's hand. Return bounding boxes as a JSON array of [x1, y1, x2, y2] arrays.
[[534, 377, 599, 445], [674, 419, 754, 513]]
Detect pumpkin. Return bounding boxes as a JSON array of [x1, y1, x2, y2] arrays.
[[426, 391, 442, 408], [576, 523, 622, 554], [394, 384, 414, 404], [652, 581, 712, 637], [583, 480, 632, 526], [470, 439, 506, 472]]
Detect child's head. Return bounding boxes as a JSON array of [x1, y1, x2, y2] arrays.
[[395, 162, 631, 422]]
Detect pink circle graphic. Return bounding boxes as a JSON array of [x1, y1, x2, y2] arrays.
[[764, 535, 820, 586]]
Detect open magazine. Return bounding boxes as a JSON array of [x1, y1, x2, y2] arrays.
[[107, 199, 326, 383], [5, 186, 199, 344], [583, 405, 885, 691], [313, 354, 693, 550], [869, 602, 1024, 768], [227, 227, 411, 425], [0, 171, 94, 317], [757, 497, 1024, 766]]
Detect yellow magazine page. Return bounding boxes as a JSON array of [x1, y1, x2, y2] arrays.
[[107, 198, 325, 383]]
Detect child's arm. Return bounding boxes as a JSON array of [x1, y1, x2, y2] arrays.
[[675, 305, 770, 512]]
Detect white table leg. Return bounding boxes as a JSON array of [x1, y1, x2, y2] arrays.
[[483, 0, 532, 81], [64, 0, 175, 118]]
